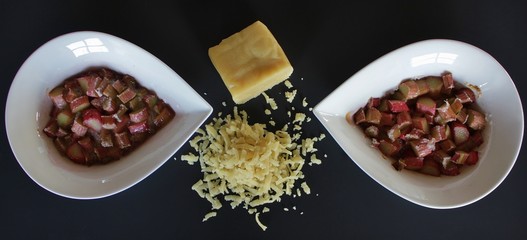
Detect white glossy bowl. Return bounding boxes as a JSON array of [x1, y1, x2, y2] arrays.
[[6, 31, 212, 199], [314, 39, 523, 209]]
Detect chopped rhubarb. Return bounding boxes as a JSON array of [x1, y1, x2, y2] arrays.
[[425, 76, 443, 98], [379, 140, 400, 157], [430, 125, 448, 142], [114, 131, 131, 149], [466, 109, 486, 130], [100, 129, 114, 147], [396, 111, 412, 128], [113, 115, 130, 133], [380, 112, 395, 126], [82, 108, 102, 132], [71, 117, 88, 137], [387, 124, 401, 142], [398, 156, 424, 170], [364, 125, 379, 138], [436, 101, 457, 124], [441, 73, 455, 94], [49, 86, 67, 109], [456, 87, 476, 103], [129, 107, 149, 123], [451, 150, 470, 164], [415, 78, 430, 96], [43, 121, 59, 137], [412, 117, 429, 134], [416, 97, 436, 116], [102, 83, 117, 98], [439, 139, 457, 153], [409, 138, 435, 158], [153, 107, 175, 128], [117, 88, 137, 104], [66, 143, 86, 164], [441, 162, 460, 176], [387, 100, 409, 113], [128, 121, 149, 134], [451, 121, 469, 145], [367, 97, 381, 108], [448, 98, 464, 114], [70, 95, 90, 113], [350, 108, 365, 125], [420, 158, 441, 177], [77, 74, 102, 97], [144, 94, 158, 108], [398, 80, 420, 100], [77, 137, 94, 152], [456, 109, 468, 124], [56, 108, 74, 128], [401, 128, 425, 141], [365, 107, 382, 125], [111, 80, 127, 93], [466, 151, 479, 165], [101, 115, 117, 130], [102, 97, 118, 113]]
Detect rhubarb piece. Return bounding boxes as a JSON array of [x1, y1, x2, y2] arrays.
[[415, 78, 430, 96], [378, 140, 400, 157], [442, 73, 455, 94], [153, 106, 175, 128], [401, 128, 425, 141], [448, 98, 463, 114], [114, 131, 131, 149], [409, 138, 435, 158], [456, 109, 468, 124], [113, 104, 129, 122], [412, 117, 429, 134], [101, 115, 117, 130], [451, 122, 469, 145], [77, 74, 102, 97], [441, 161, 460, 176], [102, 83, 117, 98], [365, 107, 382, 125], [430, 125, 448, 142], [64, 85, 82, 103], [117, 88, 137, 104], [416, 97, 436, 116], [451, 150, 470, 164], [387, 100, 409, 113], [102, 97, 118, 113], [420, 158, 441, 177], [367, 97, 381, 108], [128, 121, 149, 134], [66, 143, 86, 164], [49, 86, 67, 109], [380, 112, 395, 126], [56, 108, 74, 128], [94, 146, 121, 163], [466, 151, 479, 165], [77, 137, 94, 152], [100, 129, 114, 147], [428, 150, 451, 168], [70, 95, 91, 113], [128, 96, 145, 111], [71, 117, 88, 137], [398, 156, 424, 170], [439, 139, 456, 153], [364, 125, 379, 138], [456, 87, 476, 103], [111, 80, 127, 93], [425, 76, 443, 98], [387, 124, 401, 142], [129, 107, 149, 123], [144, 94, 158, 108], [436, 101, 457, 124], [113, 115, 130, 133], [377, 98, 389, 112], [398, 80, 420, 100], [82, 108, 102, 132], [466, 109, 486, 130], [350, 108, 365, 125], [396, 111, 412, 128]]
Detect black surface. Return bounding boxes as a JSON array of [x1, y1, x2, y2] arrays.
[[2, 0, 527, 239]]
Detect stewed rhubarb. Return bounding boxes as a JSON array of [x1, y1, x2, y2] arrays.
[[348, 72, 486, 176], [43, 68, 175, 165]]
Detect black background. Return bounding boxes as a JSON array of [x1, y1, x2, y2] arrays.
[[2, 0, 526, 239]]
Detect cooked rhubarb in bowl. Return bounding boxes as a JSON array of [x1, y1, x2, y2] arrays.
[[6, 31, 212, 199], [314, 39, 523, 209]]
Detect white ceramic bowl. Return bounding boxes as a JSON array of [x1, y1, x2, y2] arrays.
[[6, 31, 212, 199], [313, 39, 523, 209]]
